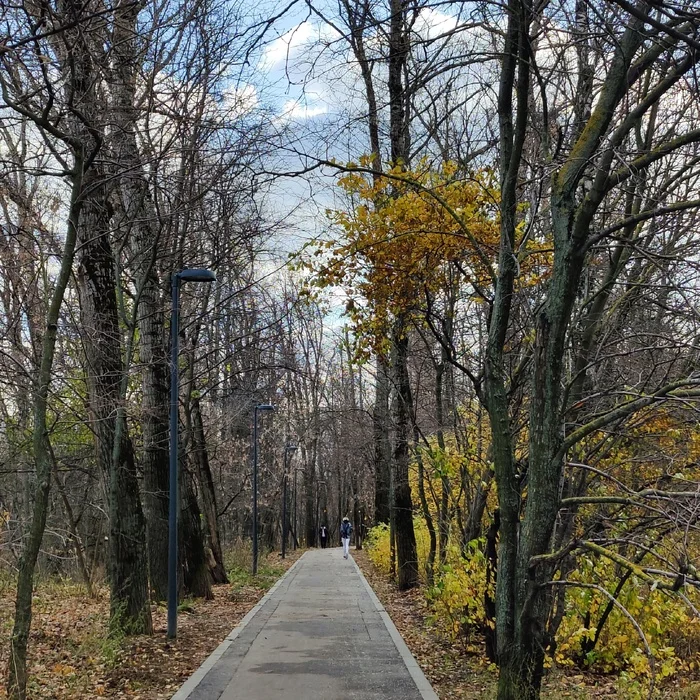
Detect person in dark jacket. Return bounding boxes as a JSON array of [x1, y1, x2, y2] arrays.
[[319, 525, 328, 548], [340, 517, 352, 559]]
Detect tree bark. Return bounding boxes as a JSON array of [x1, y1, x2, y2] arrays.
[[392, 325, 419, 590], [110, 0, 170, 601], [7, 166, 84, 700], [491, 4, 654, 697], [373, 356, 392, 523], [180, 464, 213, 599], [189, 395, 228, 583], [75, 167, 151, 634], [415, 437, 436, 584]]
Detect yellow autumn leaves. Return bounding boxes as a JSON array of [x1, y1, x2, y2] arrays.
[[306, 160, 542, 354]]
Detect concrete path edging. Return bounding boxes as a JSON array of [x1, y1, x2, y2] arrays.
[[350, 556, 439, 700], [170, 554, 306, 700]]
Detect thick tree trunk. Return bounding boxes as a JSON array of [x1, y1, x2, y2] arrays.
[[392, 327, 419, 590], [76, 168, 151, 634], [108, 435, 152, 632], [488, 1, 535, 696], [180, 465, 213, 599], [491, 4, 651, 696], [110, 0, 170, 601], [137, 283, 170, 601]]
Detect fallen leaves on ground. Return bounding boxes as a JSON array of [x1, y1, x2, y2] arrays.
[[0, 551, 301, 700], [354, 550, 620, 700]]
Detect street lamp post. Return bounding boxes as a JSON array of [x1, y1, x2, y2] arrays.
[[252, 403, 275, 575], [281, 443, 297, 559], [315, 480, 326, 548], [168, 268, 216, 640]]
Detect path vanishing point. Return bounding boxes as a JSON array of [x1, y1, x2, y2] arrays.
[[171, 548, 438, 699]]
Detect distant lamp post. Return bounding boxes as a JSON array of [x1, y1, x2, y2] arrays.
[[252, 403, 275, 575], [168, 268, 216, 640], [281, 443, 297, 559], [315, 479, 327, 548]]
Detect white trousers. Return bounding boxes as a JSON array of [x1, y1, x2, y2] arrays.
[[342, 537, 350, 557]]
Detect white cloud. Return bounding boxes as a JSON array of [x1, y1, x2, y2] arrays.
[[279, 96, 328, 122], [414, 8, 459, 40], [260, 22, 317, 71]]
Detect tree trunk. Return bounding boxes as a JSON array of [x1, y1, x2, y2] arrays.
[[55, 472, 94, 596], [373, 356, 391, 523], [7, 167, 83, 700], [190, 396, 228, 583], [464, 465, 492, 547], [305, 434, 318, 546], [415, 439, 436, 585], [483, 510, 499, 663], [180, 465, 213, 599], [435, 357, 450, 566], [110, 0, 170, 601], [392, 326, 419, 590], [137, 282, 170, 601], [75, 168, 151, 634], [491, 4, 652, 696]]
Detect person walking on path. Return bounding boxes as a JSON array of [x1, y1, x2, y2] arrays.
[[319, 525, 328, 548], [340, 517, 352, 559]]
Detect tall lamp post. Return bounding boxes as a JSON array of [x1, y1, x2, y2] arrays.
[[252, 403, 275, 575], [168, 268, 216, 640], [281, 443, 297, 559]]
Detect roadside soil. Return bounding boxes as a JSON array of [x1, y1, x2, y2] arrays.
[[0, 550, 302, 700]]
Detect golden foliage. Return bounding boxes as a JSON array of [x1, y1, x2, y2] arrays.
[[306, 161, 502, 355]]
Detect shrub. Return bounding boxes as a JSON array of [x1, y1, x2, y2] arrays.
[[425, 539, 489, 644], [554, 553, 697, 693], [365, 521, 490, 645]]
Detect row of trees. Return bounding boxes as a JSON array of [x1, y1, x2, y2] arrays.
[[0, 2, 377, 699], [283, 0, 700, 698], [3, 0, 700, 699]]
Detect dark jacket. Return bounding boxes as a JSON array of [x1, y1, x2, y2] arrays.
[[340, 521, 352, 539]]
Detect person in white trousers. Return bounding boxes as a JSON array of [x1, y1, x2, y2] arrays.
[[340, 517, 353, 559]]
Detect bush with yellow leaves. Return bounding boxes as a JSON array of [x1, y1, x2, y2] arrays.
[[554, 552, 699, 697], [365, 520, 490, 647], [424, 539, 490, 646]]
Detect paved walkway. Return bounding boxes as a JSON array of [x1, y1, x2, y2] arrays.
[[172, 548, 437, 700]]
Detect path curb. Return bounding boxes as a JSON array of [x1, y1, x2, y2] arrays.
[[170, 553, 306, 700], [351, 556, 440, 700]]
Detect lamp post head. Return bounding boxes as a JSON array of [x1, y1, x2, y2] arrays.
[[255, 403, 275, 413], [177, 268, 217, 283], [285, 443, 298, 452]]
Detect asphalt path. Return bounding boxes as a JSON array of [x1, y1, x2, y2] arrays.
[[171, 548, 438, 700]]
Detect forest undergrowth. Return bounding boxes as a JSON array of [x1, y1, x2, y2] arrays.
[[357, 532, 700, 700], [0, 545, 300, 699]]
